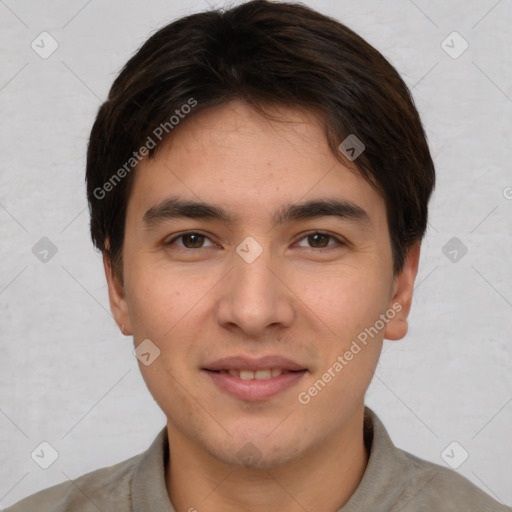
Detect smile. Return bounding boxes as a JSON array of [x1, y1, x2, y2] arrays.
[[212, 368, 295, 380], [203, 368, 307, 401]]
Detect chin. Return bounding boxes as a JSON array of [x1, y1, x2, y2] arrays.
[[216, 443, 301, 470], [206, 427, 307, 469]]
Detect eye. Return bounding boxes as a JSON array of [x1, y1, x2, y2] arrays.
[[295, 231, 344, 250], [165, 232, 216, 249]]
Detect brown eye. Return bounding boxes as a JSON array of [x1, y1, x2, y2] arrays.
[[307, 233, 330, 248], [181, 233, 205, 248], [166, 232, 215, 249], [296, 231, 343, 250]]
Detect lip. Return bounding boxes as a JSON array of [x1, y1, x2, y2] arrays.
[[202, 355, 308, 401], [203, 355, 306, 372], [203, 369, 307, 401]]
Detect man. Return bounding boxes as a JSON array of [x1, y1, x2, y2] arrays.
[[7, 1, 509, 510]]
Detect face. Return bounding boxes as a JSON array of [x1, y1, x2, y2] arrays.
[[105, 99, 419, 468]]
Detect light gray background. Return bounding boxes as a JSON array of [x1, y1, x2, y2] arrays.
[[1, 0, 511, 508]]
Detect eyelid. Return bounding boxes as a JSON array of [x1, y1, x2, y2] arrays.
[[165, 230, 346, 250], [293, 230, 346, 249], [165, 231, 217, 248]]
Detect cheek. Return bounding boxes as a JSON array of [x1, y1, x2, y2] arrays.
[[130, 276, 205, 419], [126, 261, 211, 339], [125, 264, 214, 387], [289, 265, 391, 338]]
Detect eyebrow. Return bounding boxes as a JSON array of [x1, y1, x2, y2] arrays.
[[143, 196, 371, 229]]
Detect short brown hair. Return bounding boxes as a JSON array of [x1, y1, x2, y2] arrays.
[[86, 0, 435, 282]]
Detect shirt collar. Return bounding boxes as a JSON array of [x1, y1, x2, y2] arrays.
[[337, 406, 409, 511], [132, 425, 175, 512]]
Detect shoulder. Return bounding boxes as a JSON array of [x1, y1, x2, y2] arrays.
[[4, 452, 142, 512], [362, 407, 510, 512], [395, 448, 510, 512]]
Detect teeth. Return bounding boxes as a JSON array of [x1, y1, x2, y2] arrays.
[[255, 369, 272, 380], [224, 368, 284, 380]]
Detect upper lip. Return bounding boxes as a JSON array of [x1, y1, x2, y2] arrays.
[[203, 355, 306, 372]]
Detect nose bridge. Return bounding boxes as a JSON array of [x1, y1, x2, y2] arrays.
[[235, 243, 274, 299], [216, 236, 294, 334]]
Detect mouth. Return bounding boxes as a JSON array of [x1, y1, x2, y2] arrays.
[[205, 368, 305, 380], [202, 355, 308, 401]]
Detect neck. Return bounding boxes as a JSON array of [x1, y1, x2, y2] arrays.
[[166, 405, 368, 512]]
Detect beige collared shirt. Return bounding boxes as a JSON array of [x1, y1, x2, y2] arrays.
[[5, 407, 509, 511]]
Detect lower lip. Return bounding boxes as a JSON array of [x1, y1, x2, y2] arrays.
[[203, 370, 307, 401]]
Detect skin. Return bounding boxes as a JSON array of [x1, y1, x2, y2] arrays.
[[104, 99, 420, 512]]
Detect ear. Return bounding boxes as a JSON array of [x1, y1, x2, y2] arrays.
[[103, 241, 132, 336], [384, 241, 421, 341]]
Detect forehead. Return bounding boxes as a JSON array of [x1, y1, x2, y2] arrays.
[[168, 99, 327, 154], [127, 99, 385, 226]]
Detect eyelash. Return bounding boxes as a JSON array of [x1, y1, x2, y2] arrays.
[[164, 231, 345, 251]]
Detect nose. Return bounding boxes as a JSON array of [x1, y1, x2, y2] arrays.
[[215, 241, 295, 338]]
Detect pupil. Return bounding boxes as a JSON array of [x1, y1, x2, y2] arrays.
[[310, 233, 327, 248], [185, 234, 203, 248]]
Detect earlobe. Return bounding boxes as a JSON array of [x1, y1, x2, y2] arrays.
[[384, 242, 421, 341], [102, 242, 132, 336]]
